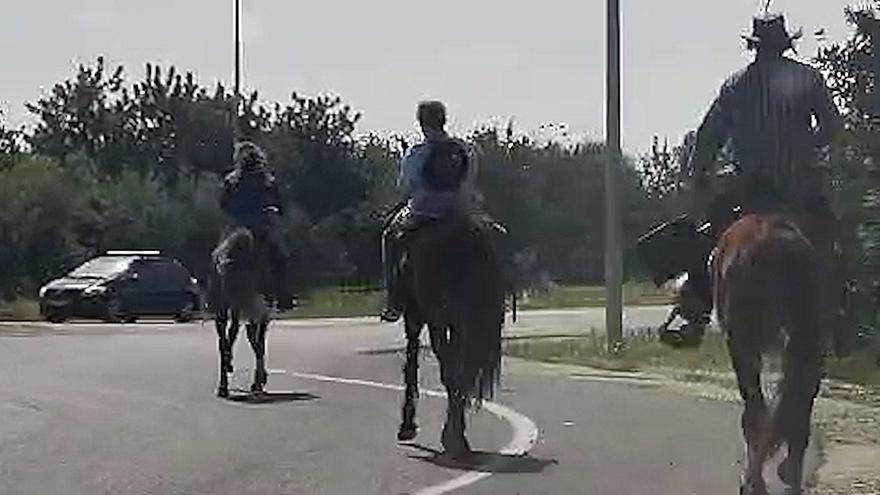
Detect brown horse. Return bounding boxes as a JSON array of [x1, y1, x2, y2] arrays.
[[210, 228, 272, 398], [713, 213, 827, 495], [395, 214, 505, 458]]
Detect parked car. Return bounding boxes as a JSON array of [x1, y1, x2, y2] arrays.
[[39, 251, 202, 323]]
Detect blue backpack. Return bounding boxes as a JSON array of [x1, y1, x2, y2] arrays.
[[422, 140, 469, 192]]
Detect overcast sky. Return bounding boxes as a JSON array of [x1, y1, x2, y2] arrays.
[[0, 0, 855, 153]]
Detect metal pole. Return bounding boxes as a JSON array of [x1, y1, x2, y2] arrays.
[[234, 0, 242, 96], [604, 0, 623, 352], [232, 0, 242, 143]]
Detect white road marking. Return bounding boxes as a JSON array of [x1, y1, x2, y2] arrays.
[[288, 371, 539, 495]]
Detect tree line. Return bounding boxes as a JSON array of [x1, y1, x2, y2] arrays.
[[0, 55, 663, 300], [2, 4, 880, 334]]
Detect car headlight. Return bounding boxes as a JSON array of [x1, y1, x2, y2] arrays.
[[83, 285, 107, 297]]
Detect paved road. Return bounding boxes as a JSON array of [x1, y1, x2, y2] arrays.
[[0, 308, 815, 495]]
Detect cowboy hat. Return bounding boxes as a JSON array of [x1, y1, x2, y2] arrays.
[[742, 13, 803, 51]]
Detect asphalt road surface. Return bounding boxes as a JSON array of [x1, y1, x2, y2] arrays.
[[0, 308, 817, 495]]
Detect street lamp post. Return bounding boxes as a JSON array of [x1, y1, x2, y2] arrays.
[[231, 0, 242, 143], [605, 0, 623, 352], [234, 0, 242, 96]]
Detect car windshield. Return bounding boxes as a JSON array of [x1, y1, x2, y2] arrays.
[[67, 257, 134, 279]]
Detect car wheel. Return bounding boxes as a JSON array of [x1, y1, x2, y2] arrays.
[[45, 311, 67, 324], [174, 297, 197, 323], [103, 296, 125, 323]]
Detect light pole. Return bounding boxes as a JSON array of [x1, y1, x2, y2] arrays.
[[234, 0, 242, 96], [605, 0, 623, 352], [232, 0, 242, 143]]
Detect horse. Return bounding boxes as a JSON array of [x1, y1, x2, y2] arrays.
[[713, 212, 828, 495], [210, 227, 272, 398], [394, 214, 506, 458]]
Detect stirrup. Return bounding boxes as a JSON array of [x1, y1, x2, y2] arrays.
[[277, 297, 295, 311]]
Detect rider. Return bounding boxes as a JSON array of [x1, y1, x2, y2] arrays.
[[380, 101, 501, 323], [674, 13, 843, 342], [220, 140, 294, 311]]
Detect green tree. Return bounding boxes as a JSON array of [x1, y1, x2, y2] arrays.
[[0, 156, 85, 297]]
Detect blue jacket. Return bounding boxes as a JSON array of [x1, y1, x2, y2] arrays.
[[399, 136, 477, 218], [220, 167, 283, 230]]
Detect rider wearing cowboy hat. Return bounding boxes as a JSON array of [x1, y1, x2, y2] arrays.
[[672, 12, 844, 346]]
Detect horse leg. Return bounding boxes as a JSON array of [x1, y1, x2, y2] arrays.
[[432, 325, 470, 458], [775, 334, 822, 493], [215, 312, 230, 398], [226, 312, 240, 373], [397, 312, 422, 442], [246, 320, 267, 394], [257, 318, 269, 388], [729, 339, 770, 495]]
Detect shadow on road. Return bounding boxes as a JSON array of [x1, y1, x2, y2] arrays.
[[225, 390, 319, 405], [404, 443, 557, 473]]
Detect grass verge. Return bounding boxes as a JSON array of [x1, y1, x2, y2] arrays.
[[503, 332, 880, 392], [281, 283, 673, 319], [518, 283, 673, 310], [282, 287, 383, 319], [0, 297, 41, 321], [0, 283, 672, 321]]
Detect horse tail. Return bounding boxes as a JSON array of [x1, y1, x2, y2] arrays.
[[459, 223, 505, 404], [211, 227, 256, 317], [214, 228, 254, 269]]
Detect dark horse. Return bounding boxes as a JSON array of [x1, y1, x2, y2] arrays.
[[395, 214, 505, 458], [713, 213, 827, 495], [210, 227, 272, 398]]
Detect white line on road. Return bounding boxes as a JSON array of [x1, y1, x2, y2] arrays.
[[288, 371, 539, 495]]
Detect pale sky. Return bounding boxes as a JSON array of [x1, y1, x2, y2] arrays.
[[0, 0, 854, 153]]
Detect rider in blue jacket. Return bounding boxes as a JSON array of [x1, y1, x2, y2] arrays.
[[220, 141, 293, 310]]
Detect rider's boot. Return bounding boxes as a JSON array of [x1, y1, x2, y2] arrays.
[[380, 226, 404, 323], [267, 237, 294, 312], [380, 273, 404, 323], [661, 266, 712, 347], [275, 277, 294, 311]]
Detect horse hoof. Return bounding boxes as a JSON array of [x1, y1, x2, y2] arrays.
[[224, 364, 234, 374], [397, 424, 418, 442], [740, 480, 769, 495], [256, 372, 268, 388], [250, 384, 265, 395], [441, 431, 472, 459], [777, 457, 800, 487], [659, 329, 686, 348], [217, 387, 229, 398], [442, 440, 472, 460]]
